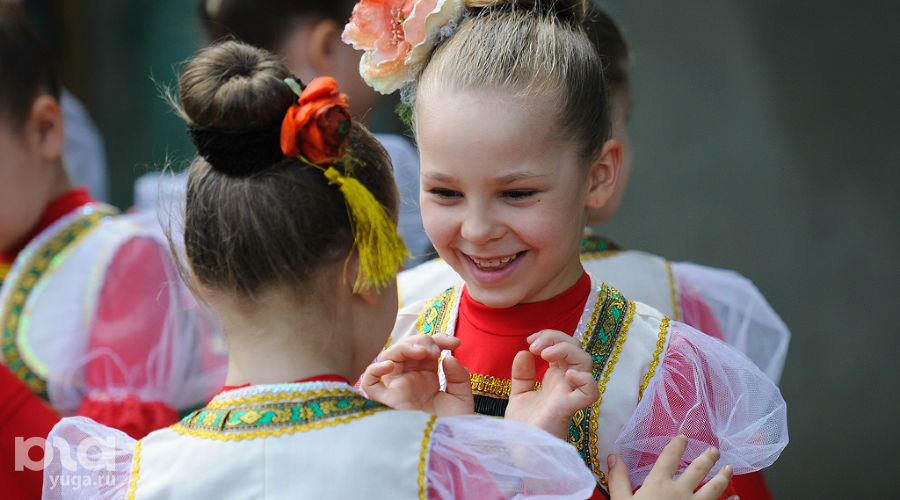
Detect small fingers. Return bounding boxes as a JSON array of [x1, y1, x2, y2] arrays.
[[565, 368, 599, 405], [359, 360, 393, 395], [605, 454, 634, 500], [677, 445, 721, 489], [378, 339, 440, 364], [431, 334, 461, 351], [510, 350, 537, 397], [539, 342, 593, 372], [527, 329, 580, 353], [646, 435, 688, 482], [442, 355, 472, 397], [695, 465, 734, 500]]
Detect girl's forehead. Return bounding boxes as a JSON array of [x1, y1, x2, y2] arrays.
[[417, 88, 561, 144]]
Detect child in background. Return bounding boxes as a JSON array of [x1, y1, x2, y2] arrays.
[[135, 0, 433, 266], [44, 41, 735, 500], [346, 0, 788, 497], [397, 4, 790, 386], [0, 5, 225, 496]]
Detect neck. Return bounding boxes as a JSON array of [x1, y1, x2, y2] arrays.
[[213, 285, 360, 386]]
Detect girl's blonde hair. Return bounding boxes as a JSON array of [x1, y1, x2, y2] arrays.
[[415, 0, 609, 159]]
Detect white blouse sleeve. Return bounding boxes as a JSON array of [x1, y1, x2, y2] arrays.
[[42, 417, 136, 500], [673, 261, 791, 383], [427, 415, 595, 499], [613, 321, 788, 487]]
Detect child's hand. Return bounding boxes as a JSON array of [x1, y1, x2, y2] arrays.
[[504, 329, 598, 439], [607, 435, 737, 500], [361, 334, 473, 417]]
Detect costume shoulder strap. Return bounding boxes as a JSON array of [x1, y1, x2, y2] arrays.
[[416, 286, 459, 336]]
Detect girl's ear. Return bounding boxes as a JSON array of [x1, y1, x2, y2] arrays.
[[304, 19, 342, 75], [27, 95, 65, 162], [584, 139, 622, 210]]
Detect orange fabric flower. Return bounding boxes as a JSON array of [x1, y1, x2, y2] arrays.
[[280, 77, 352, 164]]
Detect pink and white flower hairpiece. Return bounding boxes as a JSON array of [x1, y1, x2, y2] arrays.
[[342, 0, 464, 94]]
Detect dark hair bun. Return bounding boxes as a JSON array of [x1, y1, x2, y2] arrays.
[[179, 41, 295, 175], [179, 41, 294, 132]]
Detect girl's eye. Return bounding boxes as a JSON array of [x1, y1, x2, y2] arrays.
[[503, 190, 536, 200], [429, 188, 461, 199]]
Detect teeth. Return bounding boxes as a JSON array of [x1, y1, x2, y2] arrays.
[[471, 254, 517, 269]]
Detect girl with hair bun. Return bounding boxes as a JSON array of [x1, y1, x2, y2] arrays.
[[345, 0, 788, 497]]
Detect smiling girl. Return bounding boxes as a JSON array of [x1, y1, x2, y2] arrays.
[[345, 0, 788, 496]]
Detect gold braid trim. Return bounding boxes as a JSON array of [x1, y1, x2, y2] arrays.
[[417, 416, 437, 500], [470, 372, 541, 399], [591, 299, 635, 485], [665, 260, 681, 321], [170, 407, 388, 441], [127, 439, 142, 500], [639, 317, 670, 401]]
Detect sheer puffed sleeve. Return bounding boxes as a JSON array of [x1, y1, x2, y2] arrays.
[[613, 322, 788, 487], [673, 262, 790, 383], [42, 417, 135, 500], [428, 415, 595, 499]]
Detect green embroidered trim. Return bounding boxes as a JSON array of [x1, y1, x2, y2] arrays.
[[567, 285, 631, 481], [1, 208, 115, 399], [416, 287, 456, 336], [580, 234, 623, 254], [175, 393, 387, 436]]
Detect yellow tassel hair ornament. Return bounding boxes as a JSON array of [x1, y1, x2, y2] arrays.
[[282, 76, 409, 291], [321, 166, 409, 291]]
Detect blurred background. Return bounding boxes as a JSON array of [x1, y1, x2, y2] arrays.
[[16, 0, 899, 496]]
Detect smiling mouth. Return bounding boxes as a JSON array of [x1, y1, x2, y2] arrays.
[[467, 252, 524, 271]]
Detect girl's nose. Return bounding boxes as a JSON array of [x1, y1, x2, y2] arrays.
[[459, 205, 502, 244]]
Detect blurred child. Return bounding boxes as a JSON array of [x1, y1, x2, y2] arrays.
[[345, 0, 788, 497], [0, 5, 225, 496]]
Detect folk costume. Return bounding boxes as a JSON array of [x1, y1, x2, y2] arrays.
[[0, 188, 227, 435], [398, 230, 790, 384], [43, 378, 595, 499], [391, 272, 788, 496]]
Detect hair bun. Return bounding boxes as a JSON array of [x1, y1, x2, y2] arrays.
[[178, 41, 295, 174]]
